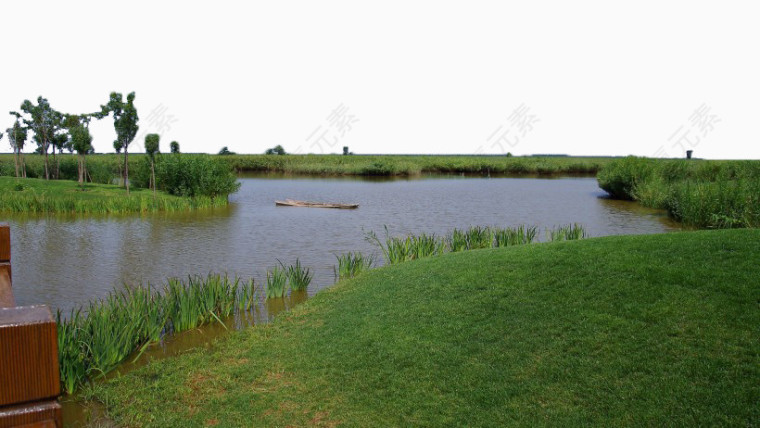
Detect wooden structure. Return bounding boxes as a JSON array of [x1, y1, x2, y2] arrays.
[[275, 199, 359, 209], [0, 224, 62, 427]]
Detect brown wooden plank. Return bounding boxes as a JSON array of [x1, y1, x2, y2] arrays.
[[0, 224, 9, 263], [0, 306, 61, 407], [0, 400, 61, 428]]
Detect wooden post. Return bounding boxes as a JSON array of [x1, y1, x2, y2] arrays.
[[0, 223, 63, 427], [0, 224, 13, 308]]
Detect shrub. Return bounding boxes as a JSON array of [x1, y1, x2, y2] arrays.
[[153, 154, 240, 198]]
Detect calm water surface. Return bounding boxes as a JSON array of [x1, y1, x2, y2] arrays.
[[7, 174, 678, 313]]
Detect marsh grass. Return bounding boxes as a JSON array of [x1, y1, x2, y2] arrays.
[[265, 266, 288, 299], [371, 225, 588, 264], [0, 177, 226, 213], [284, 259, 313, 291], [56, 274, 257, 394], [547, 224, 588, 241], [494, 225, 538, 247], [598, 157, 760, 228], [335, 252, 374, 280]]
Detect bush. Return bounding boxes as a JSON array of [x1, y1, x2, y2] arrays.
[[153, 155, 241, 198]]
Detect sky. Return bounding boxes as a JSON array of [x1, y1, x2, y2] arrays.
[[1, 1, 758, 159]]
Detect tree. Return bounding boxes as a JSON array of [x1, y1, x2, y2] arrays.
[[101, 92, 139, 194], [265, 145, 286, 155], [5, 121, 28, 178], [144, 133, 160, 197], [12, 97, 63, 180], [69, 123, 93, 189], [218, 146, 235, 155], [170, 141, 180, 154]]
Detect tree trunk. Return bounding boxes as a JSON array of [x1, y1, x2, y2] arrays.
[[124, 143, 129, 194], [43, 141, 49, 180], [21, 153, 26, 178], [78, 154, 84, 188], [13, 149, 19, 178]]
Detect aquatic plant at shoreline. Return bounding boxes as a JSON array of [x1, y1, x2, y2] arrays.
[[494, 225, 538, 247], [335, 252, 374, 280], [370, 225, 590, 264], [547, 224, 588, 241], [265, 266, 288, 299], [285, 259, 313, 291], [56, 274, 257, 394], [597, 157, 760, 228]]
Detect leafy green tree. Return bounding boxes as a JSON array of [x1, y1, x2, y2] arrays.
[[170, 141, 180, 154], [12, 97, 63, 180], [69, 123, 93, 189], [144, 133, 160, 196], [101, 92, 139, 194], [218, 146, 235, 155], [5, 120, 28, 178], [265, 145, 286, 155]]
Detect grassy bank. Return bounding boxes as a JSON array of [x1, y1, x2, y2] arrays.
[[597, 157, 760, 228], [85, 230, 759, 426], [0, 177, 227, 213], [221, 154, 611, 176], [0, 154, 611, 178]]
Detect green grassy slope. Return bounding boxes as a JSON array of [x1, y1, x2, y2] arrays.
[[87, 230, 760, 427]]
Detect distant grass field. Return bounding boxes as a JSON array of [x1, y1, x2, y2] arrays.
[[0, 177, 226, 213], [85, 230, 760, 427], [0, 154, 611, 178], [220, 154, 611, 176]]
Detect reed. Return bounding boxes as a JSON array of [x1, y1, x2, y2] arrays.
[[208, 154, 610, 176], [56, 274, 257, 393], [410, 233, 446, 259], [598, 157, 760, 228], [547, 224, 588, 241], [285, 259, 313, 291], [265, 266, 288, 299], [493, 225, 538, 247], [464, 226, 494, 249], [447, 228, 470, 252], [335, 252, 374, 279]]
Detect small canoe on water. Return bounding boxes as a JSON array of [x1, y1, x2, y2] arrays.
[[275, 199, 359, 209]]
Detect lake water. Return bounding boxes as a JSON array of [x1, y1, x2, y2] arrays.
[[6, 174, 678, 313]]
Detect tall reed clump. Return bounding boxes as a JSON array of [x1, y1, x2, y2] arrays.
[[367, 227, 446, 264], [265, 266, 288, 299], [447, 226, 498, 251], [55, 274, 257, 394], [597, 156, 760, 228], [547, 224, 588, 241], [494, 225, 538, 247], [335, 252, 374, 279], [370, 225, 584, 265], [285, 259, 313, 291]]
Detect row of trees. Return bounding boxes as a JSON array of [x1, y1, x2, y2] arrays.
[[4, 93, 180, 193]]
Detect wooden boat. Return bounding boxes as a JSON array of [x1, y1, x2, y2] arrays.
[[275, 199, 359, 209]]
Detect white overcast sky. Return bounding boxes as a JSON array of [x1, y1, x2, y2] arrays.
[[1, 1, 758, 158]]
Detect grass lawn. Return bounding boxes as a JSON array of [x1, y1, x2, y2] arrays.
[[85, 230, 759, 426], [0, 177, 225, 213]]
